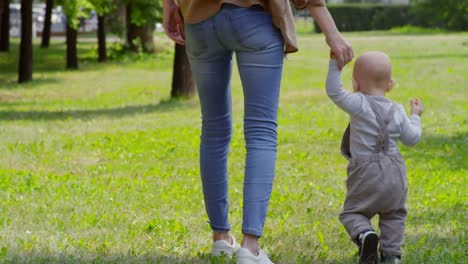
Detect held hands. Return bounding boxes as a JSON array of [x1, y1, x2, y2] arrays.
[[410, 98, 424, 116], [327, 33, 353, 70], [163, 0, 185, 45]]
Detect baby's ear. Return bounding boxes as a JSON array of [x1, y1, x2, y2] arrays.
[[352, 78, 359, 92], [386, 79, 395, 93]]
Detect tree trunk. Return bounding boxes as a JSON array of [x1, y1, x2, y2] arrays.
[[18, 0, 33, 83], [97, 14, 106, 62], [171, 44, 196, 98], [125, 3, 138, 52], [0, 0, 3, 36], [66, 24, 78, 69], [0, 0, 10, 51], [139, 22, 155, 53], [41, 0, 53, 48]]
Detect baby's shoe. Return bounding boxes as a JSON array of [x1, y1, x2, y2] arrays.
[[236, 247, 274, 264], [357, 230, 379, 264], [212, 235, 241, 257], [381, 254, 402, 264]]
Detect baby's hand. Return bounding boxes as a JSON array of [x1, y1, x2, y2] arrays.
[[410, 98, 424, 116]]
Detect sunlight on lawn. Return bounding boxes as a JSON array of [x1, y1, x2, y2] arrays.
[[0, 33, 466, 263]]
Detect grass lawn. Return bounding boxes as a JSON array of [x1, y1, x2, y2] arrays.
[[0, 32, 466, 263]]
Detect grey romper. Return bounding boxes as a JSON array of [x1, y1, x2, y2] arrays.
[[326, 60, 422, 256]]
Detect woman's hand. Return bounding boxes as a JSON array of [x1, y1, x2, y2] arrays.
[[163, 0, 185, 45], [307, 5, 353, 70], [326, 33, 353, 70]]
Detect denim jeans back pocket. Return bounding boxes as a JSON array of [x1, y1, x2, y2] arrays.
[[228, 6, 282, 51], [184, 22, 210, 60]]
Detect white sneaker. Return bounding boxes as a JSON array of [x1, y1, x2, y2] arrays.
[[211, 235, 241, 257], [236, 247, 274, 264]]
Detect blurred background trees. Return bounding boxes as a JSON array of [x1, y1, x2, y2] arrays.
[[1, 0, 465, 94], [318, 0, 467, 32], [18, 0, 32, 83], [0, 0, 10, 51], [410, 0, 467, 31]]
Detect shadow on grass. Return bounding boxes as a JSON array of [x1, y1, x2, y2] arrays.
[[294, 255, 356, 264], [0, 248, 244, 264], [408, 202, 465, 228], [403, 131, 467, 171], [401, 231, 465, 263], [1, 254, 223, 264], [0, 98, 195, 121], [0, 78, 60, 89], [1, 252, 360, 264], [0, 41, 117, 79], [0, 42, 78, 74]]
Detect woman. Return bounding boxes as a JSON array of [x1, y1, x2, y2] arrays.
[[162, 1, 353, 263]]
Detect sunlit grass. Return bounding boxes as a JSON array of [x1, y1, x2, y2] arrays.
[[0, 32, 466, 263]]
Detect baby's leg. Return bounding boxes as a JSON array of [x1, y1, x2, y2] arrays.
[[339, 211, 373, 242], [378, 208, 407, 256]]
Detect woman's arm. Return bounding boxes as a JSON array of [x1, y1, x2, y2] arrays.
[[307, 5, 353, 70], [162, 0, 185, 45]]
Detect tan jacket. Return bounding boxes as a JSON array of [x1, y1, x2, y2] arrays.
[[175, 0, 326, 53]]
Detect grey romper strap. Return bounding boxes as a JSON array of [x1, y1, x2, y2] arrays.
[[341, 97, 397, 159], [365, 97, 398, 154]]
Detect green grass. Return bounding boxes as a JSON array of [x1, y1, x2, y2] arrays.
[[295, 18, 316, 35], [389, 26, 449, 34], [0, 33, 467, 263]]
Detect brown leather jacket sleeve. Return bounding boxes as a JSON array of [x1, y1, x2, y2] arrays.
[[290, 0, 326, 10]]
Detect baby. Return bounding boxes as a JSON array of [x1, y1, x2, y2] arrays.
[[326, 51, 423, 264]]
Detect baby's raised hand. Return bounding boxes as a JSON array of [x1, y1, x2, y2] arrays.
[[410, 98, 424, 116]]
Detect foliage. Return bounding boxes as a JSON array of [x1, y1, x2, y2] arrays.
[[389, 25, 447, 34], [0, 33, 466, 263], [128, 0, 162, 25], [318, 1, 467, 32], [315, 4, 410, 32], [410, 0, 468, 31], [56, 0, 93, 28], [87, 0, 115, 16], [339, 0, 382, 3]]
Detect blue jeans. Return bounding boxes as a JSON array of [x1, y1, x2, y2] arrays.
[[185, 4, 284, 237]]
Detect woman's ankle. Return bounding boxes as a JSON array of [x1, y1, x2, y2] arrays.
[[213, 231, 232, 243], [241, 233, 259, 255]]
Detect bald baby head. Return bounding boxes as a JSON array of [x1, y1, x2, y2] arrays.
[[353, 51, 393, 95]]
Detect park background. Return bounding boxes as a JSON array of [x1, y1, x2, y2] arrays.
[[0, 0, 466, 263]]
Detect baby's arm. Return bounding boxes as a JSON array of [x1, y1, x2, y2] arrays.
[[326, 59, 364, 116], [399, 100, 423, 145]]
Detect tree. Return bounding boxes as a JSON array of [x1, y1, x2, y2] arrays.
[[411, 0, 468, 30], [125, 2, 138, 52], [65, 22, 78, 68], [124, 0, 162, 53], [89, 0, 114, 62], [41, 0, 53, 48], [0, 0, 10, 51], [96, 13, 106, 61], [18, 0, 33, 83], [0, 1, 3, 38], [58, 0, 92, 69], [171, 44, 196, 98]]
